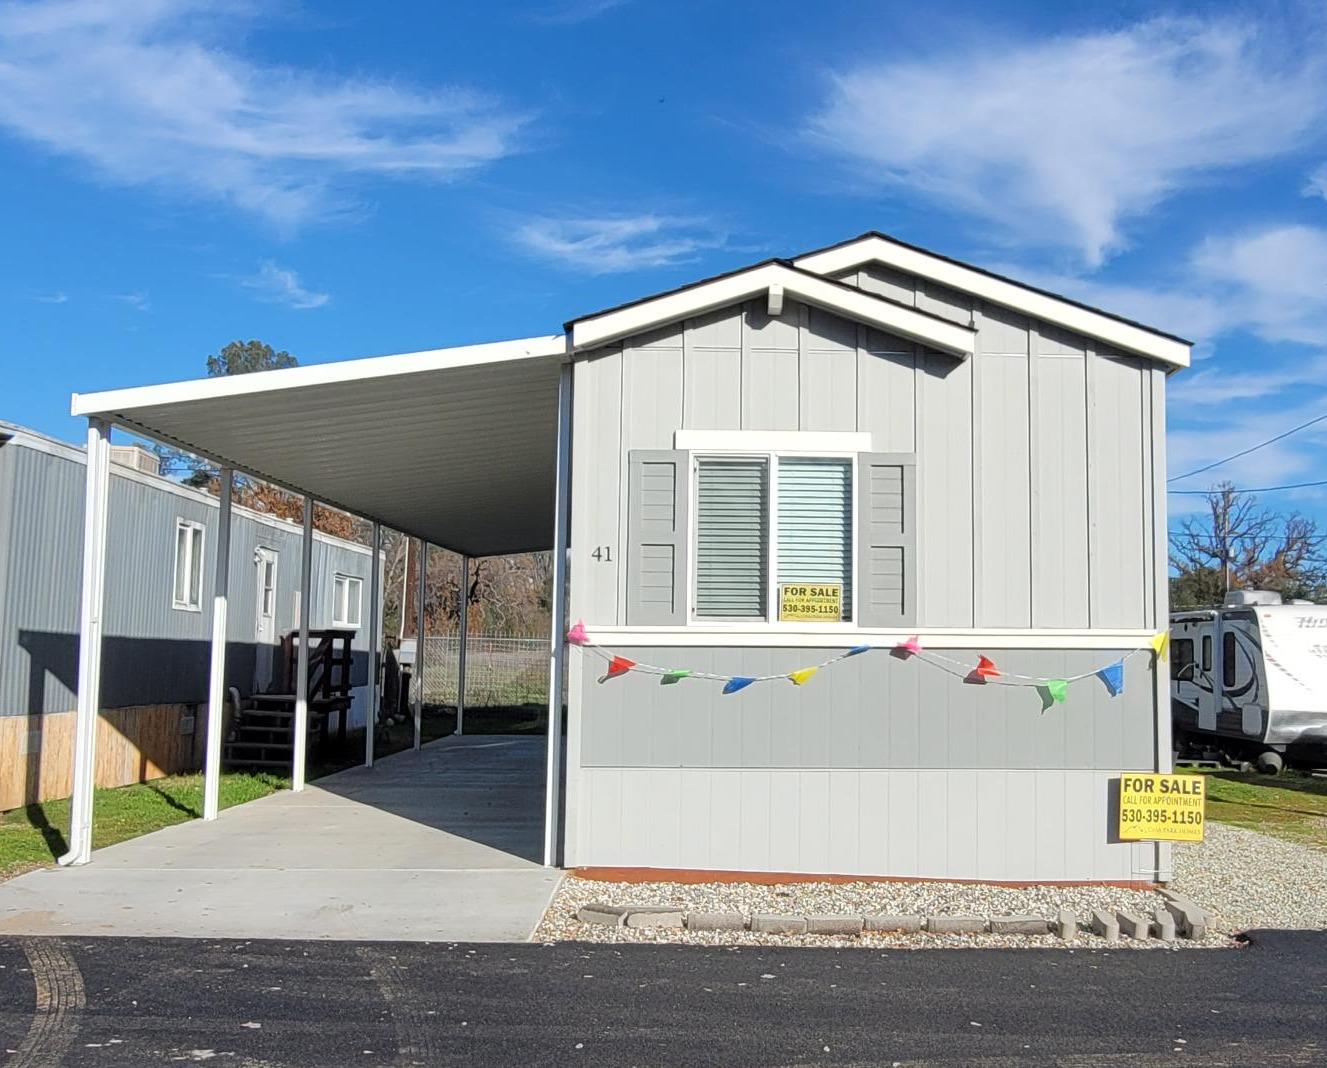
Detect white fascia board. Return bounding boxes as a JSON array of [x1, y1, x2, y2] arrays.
[[795, 237, 1191, 369], [570, 263, 975, 356], [583, 626, 1157, 650], [71, 334, 566, 417]]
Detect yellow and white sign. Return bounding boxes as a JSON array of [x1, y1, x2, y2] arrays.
[[778, 583, 843, 622], [1117, 773, 1206, 842]]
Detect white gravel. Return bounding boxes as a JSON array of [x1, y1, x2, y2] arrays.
[[535, 822, 1325, 950]]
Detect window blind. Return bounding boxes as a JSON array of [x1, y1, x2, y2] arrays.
[[777, 457, 853, 620], [694, 458, 768, 618]]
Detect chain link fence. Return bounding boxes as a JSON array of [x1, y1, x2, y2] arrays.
[[419, 635, 548, 708]]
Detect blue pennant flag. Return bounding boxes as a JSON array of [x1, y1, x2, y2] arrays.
[[1096, 660, 1125, 697], [845, 644, 873, 657], [722, 676, 757, 695]]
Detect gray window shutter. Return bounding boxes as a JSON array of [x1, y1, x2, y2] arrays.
[[857, 453, 917, 626], [626, 450, 689, 625]]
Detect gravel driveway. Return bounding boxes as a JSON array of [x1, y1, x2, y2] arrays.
[[535, 821, 1325, 949]]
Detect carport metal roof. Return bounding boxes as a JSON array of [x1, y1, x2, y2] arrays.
[[71, 335, 567, 558]]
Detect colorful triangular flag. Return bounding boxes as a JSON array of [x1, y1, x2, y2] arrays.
[[1097, 660, 1125, 697], [975, 655, 1001, 680], [598, 655, 635, 683], [845, 644, 872, 657], [788, 667, 819, 686], [660, 670, 691, 686], [1151, 631, 1170, 660], [1046, 678, 1069, 704], [722, 676, 757, 695], [566, 620, 589, 646], [895, 635, 924, 658]]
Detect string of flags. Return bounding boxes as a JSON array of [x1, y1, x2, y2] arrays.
[[565, 621, 1172, 705]]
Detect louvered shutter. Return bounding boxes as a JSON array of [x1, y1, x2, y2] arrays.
[[857, 453, 918, 626], [694, 457, 768, 619], [626, 450, 689, 625], [776, 457, 853, 620]]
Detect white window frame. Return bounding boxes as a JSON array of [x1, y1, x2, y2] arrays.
[[689, 449, 859, 629], [172, 518, 206, 612], [332, 572, 363, 629]]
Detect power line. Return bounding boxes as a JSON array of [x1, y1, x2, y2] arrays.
[[1170, 478, 1327, 495], [1167, 411, 1327, 483]]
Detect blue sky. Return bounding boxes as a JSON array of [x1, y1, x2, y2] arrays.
[[3, 0, 1326, 526]]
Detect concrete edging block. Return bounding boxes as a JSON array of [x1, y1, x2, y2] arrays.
[[750, 913, 808, 935], [990, 916, 1051, 936], [1090, 909, 1120, 942], [685, 912, 746, 932], [1116, 910, 1150, 940], [927, 916, 987, 935], [1055, 908, 1079, 940], [576, 904, 629, 927], [864, 914, 924, 934], [623, 908, 685, 929], [806, 915, 865, 937]]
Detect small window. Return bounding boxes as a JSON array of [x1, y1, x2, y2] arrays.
[[1171, 637, 1195, 681], [333, 574, 363, 628], [172, 519, 205, 611], [1223, 631, 1236, 688], [1201, 634, 1212, 672]]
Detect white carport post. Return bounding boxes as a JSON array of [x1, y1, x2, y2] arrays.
[[202, 467, 233, 821], [292, 497, 314, 792], [456, 556, 469, 736], [365, 520, 381, 767], [413, 540, 428, 750], [543, 361, 572, 868], [60, 418, 112, 867]]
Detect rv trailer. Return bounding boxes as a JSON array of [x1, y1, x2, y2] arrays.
[[1171, 590, 1327, 773]]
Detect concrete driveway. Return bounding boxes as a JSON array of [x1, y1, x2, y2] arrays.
[[0, 734, 563, 942]]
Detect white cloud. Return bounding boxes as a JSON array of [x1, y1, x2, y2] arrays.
[[241, 262, 329, 310], [113, 291, 151, 312], [1306, 164, 1327, 202], [27, 290, 68, 304], [527, 0, 628, 25], [513, 215, 729, 273], [806, 17, 1326, 265], [0, 0, 529, 229]]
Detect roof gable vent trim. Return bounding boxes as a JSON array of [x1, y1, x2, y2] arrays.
[[794, 234, 1191, 369], [569, 262, 976, 356]]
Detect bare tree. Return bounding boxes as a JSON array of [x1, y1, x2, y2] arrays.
[[1170, 482, 1327, 607]]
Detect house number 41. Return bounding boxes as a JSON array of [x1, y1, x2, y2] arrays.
[[592, 546, 614, 562]]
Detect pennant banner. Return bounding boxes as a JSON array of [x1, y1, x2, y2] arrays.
[[570, 620, 1154, 706]]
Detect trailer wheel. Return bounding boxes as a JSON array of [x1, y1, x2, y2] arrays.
[[1255, 751, 1284, 776]]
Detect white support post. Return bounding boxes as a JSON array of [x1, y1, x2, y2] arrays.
[[366, 521, 381, 768], [292, 497, 313, 791], [457, 556, 469, 736], [202, 467, 233, 820], [413, 540, 427, 751], [543, 361, 573, 868], [60, 418, 112, 867]]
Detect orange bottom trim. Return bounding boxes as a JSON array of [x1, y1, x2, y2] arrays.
[[571, 867, 1159, 890]]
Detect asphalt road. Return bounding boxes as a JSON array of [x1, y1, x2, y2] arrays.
[[1, 932, 1324, 1067]]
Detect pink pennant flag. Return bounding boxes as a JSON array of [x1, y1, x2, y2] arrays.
[[895, 635, 924, 658], [566, 620, 589, 646]]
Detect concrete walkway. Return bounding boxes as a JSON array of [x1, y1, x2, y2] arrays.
[[0, 734, 563, 942]]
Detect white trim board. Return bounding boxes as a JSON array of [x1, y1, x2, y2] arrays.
[[793, 235, 1191, 369], [676, 430, 873, 452], [569, 262, 976, 356], [582, 627, 1157, 650]]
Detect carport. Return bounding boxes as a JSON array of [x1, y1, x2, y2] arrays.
[[61, 334, 574, 871]]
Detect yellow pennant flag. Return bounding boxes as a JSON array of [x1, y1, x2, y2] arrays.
[[1151, 631, 1170, 659], [788, 667, 819, 686]]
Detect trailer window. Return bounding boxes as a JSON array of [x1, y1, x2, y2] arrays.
[[1201, 635, 1212, 672], [1171, 638, 1194, 681], [1223, 631, 1236, 687]]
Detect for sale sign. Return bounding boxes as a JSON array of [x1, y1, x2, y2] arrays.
[[1117, 774, 1206, 842]]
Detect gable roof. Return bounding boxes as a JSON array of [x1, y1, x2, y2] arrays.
[[793, 232, 1191, 369], [566, 259, 977, 356]]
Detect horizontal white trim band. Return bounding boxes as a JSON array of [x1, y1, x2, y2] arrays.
[[675, 430, 874, 452], [582, 627, 1156, 650]]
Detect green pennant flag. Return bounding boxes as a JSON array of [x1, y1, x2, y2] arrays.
[[1047, 678, 1069, 704], [660, 670, 691, 685]]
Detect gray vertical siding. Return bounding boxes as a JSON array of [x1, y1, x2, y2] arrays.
[[0, 433, 377, 723], [569, 281, 1158, 632]]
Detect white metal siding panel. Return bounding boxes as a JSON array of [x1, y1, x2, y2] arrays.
[[743, 300, 800, 431], [684, 308, 743, 430], [858, 344, 916, 452], [975, 352, 1032, 627], [569, 349, 623, 626], [800, 305, 858, 432]]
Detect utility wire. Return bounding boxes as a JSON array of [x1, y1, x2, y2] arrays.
[[1169, 478, 1327, 495], [1168, 412, 1327, 483]]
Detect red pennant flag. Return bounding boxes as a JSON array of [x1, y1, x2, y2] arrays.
[[599, 655, 636, 682], [975, 655, 1001, 679]]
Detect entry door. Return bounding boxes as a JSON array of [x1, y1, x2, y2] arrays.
[[1221, 617, 1265, 737], [254, 547, 279, 692]]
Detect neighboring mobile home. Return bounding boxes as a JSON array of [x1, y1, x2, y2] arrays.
[[62, 231, 1190, 883], [0, 421, 377, 811]]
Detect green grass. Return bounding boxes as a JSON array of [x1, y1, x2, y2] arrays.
[[0, 772, 285, 882], [1205, 770, 1327, 852]]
